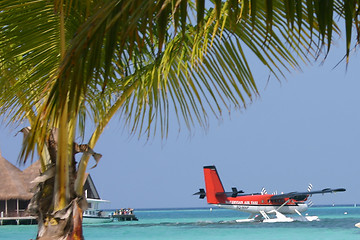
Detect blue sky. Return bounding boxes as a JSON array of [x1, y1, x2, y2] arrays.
[[1, 34, 359, 210]]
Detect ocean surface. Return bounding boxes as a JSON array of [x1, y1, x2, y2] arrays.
[[1, 206, 360, 240]]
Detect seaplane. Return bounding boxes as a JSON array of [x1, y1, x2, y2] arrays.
[[194, 165, 346, 223]]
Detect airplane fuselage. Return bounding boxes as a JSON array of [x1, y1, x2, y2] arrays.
[[214, 194, 308, 214], [215, 202, 308, 214]]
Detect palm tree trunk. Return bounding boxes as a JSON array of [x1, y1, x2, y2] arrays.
[[35, 198, 85, 240], [27, 129, 86, 240]]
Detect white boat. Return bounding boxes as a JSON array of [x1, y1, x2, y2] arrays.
[[83, 197, 112, 224], [81, 175, 113, 224]]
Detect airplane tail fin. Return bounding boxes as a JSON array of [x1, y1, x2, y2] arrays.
[[203, 165, 227, 204]]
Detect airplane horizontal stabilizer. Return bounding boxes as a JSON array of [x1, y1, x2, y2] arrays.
[[193, 188, 206, 199], [215, 188, 245, 198]]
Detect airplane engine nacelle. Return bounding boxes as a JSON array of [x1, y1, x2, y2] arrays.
[[292, 195, 308, 201]]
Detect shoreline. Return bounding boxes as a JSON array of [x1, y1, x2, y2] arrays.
[[104, 204, 360, 212]]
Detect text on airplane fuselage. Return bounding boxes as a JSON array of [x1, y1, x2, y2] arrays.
[[226, 201, 259, 205]]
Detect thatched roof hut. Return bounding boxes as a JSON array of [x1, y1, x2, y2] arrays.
[[0, 154, 102, 218], [23, 160, 42, 191], [0, 152, 32, 200]]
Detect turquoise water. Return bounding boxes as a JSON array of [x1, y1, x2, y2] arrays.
[[1, 206, 360, 240]]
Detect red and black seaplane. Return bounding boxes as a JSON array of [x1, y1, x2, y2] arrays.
[[194, 165, 346, 222]]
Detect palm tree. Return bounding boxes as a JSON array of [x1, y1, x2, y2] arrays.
[[0, 0, 358, 239]]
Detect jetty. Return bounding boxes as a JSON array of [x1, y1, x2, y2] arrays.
[[112, 214, 138, 221], [112, 208, 138, 221], [0, 216, 37, 225]]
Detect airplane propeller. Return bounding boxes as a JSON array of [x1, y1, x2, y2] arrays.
[[307, 183, 314, 207], [308, 183, 313, 192]]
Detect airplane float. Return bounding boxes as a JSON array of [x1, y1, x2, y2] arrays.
[[194, 165, 346, 223]]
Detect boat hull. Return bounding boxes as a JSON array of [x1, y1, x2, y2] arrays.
[[83, 216, 112, 224]]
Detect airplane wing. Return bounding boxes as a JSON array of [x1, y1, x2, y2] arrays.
[[271, 188, 346, 201]]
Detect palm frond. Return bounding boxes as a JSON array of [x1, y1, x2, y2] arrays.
[[1, 0, 360, 171]]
